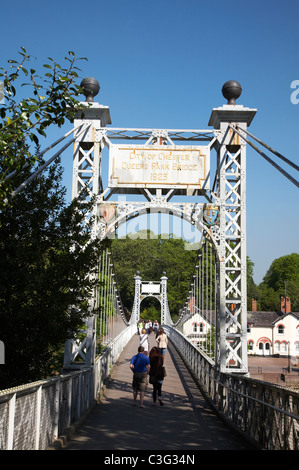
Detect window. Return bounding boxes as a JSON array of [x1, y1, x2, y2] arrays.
[[192, 324, 197, 333], [275, 342, 280, 353], [278, 324, 284, 335], [248, 341, 253, 351]]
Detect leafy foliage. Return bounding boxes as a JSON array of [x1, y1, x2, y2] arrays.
[[0, 48, 86, 208], [247, 253, 299, 311], [112, 231, 299, 317], [0, 158, 101, 389], [111, 230, 197, 321], [0, 49, 100, 388], [259, 253, 299, 311]]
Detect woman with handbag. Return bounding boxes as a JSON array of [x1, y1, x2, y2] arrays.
[[149, 347, 165, 406]]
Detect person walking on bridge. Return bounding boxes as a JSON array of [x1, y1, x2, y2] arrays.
[[156, 328, 168, 360], [137, 321, 143, 335], [153, 320, 159, 334], [129, 346, 150, 408], [149, 347, 165, 406], [139, 328, 149, 355]]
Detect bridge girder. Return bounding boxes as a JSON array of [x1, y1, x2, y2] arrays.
[[64, 81, 256, 375]]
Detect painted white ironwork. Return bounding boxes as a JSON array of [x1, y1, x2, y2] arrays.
[[208, 105, 256, 373], [1, 323, 298, 450], [108, 143, 210, 190], [0, 324, 136, 450], [67, 81, 256, 375], [4, 81, 299, 450], [175, 239, 216, 361], [132, 272, 172, 327], [164, 325, 299, 451], [72, 117, 218, 242], [63, 246, 129, 370], [97, 198, 206, 241]]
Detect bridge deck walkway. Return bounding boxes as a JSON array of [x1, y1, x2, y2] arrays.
[[64, 332, 255, 451]]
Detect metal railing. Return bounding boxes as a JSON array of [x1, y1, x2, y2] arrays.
[[1, 323, 298, 450], [0, 324, 136, 450], [165, 326, 299, 450]]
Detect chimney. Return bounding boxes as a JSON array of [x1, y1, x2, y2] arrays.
[[281, 296, 291, 314], [252, 299, 257, 312]]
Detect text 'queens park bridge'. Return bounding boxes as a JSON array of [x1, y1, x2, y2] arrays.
[[0, 80, 298, 451]]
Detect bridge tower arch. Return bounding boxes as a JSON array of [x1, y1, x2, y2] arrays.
[[65, 77, 256, 376]]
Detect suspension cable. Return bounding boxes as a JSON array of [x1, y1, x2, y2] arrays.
[[229, 125, 299, 189], [4, 124, 91, 203], [4, 124, 86, 182], [236, 126, 299, 172]]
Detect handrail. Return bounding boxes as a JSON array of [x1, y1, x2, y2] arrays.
[[0, 323, 136, 450], [165, 325, 299, 450]]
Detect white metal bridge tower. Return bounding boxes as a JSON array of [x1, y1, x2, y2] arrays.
[[131, 272, 172, 327], [64, 78, 257, 375]]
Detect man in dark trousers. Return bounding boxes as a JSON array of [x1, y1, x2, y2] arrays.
[[130, 346, 150, 407]]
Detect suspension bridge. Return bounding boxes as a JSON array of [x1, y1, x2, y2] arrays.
[[0, 80, 298, 451]]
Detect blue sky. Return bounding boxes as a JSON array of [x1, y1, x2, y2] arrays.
[[1, 0, 298, 285]]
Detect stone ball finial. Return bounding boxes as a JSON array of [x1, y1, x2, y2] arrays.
[[222, 80, 242, 105], [80, 77, 100, 102]]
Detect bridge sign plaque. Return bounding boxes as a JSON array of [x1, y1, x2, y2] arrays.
[[108, 144, 210, 190], [141, 282, 161, 294]]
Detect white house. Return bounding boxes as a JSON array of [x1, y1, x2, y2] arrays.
[[247, 298, 299, 359], [181, 309, 215, 349], [182, 297, 299, 361]]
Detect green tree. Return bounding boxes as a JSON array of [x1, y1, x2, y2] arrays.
[[0, 158, 101, 389], [247, 256, 260, 309], [111, 231, 197, 319], [260, 253, 299, 311], [141, 298, 160, 322], [112, 233, 257, 320], [0, 48, 86, 208], [263, 253, 299, 290], [258, 286, 280, 311], [0, 49, 100, 389]]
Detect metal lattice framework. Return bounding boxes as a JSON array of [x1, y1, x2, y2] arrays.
[[209, 107, 256, 373], [4, 81, 299, 450], [63, 246, 130, 370], [132, 273, 173, 327], [65, 82, 257, 375], [175, 238, 217, 359]]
